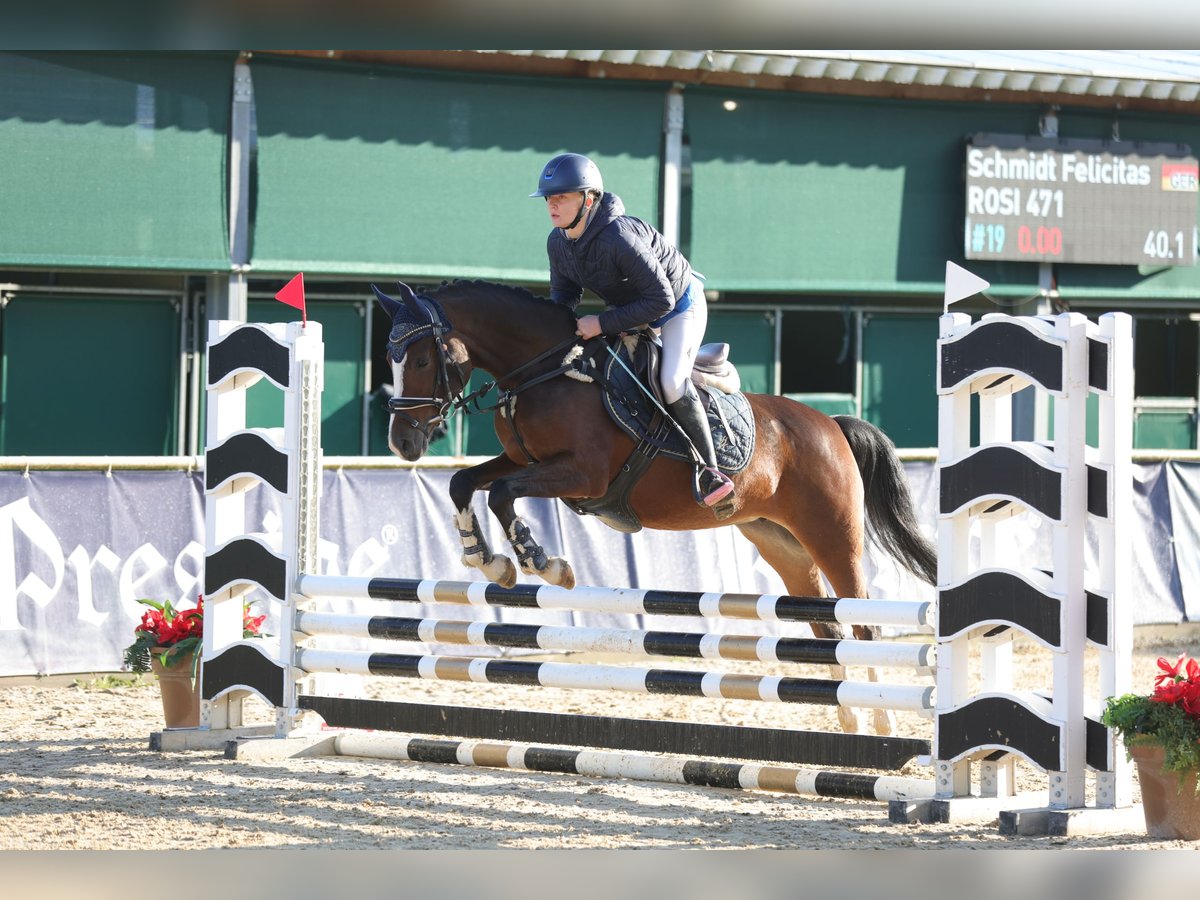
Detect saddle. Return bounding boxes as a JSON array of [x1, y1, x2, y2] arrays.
[[562, 332, 756, 533], [630, 334, 742, 403]]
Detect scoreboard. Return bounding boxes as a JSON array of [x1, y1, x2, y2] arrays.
[[964, 133, 1198, 266]]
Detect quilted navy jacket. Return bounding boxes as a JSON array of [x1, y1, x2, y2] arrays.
[[546, 192, 694, 335]]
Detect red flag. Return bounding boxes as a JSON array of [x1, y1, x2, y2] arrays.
[[275, 272, 306, 325]]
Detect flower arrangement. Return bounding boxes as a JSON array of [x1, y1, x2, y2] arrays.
[[123, 595, 266, 678], [1102, 653, 1200, 791]]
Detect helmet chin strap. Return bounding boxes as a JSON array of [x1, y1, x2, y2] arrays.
[[563, 192, 593, 232]]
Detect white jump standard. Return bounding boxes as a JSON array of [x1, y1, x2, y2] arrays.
[[922, 308, 1137, 834]]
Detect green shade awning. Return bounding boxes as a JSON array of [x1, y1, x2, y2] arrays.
[[0, 52, 234, 271], [249, 57, 665, 280]]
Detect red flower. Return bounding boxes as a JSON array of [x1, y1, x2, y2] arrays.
[[126, 594, 267, 675], [1151, 654, 1200, 720]]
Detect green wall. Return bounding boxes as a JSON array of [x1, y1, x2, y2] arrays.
[[861, 313, 940, 447], [0, 294, 182, 454]]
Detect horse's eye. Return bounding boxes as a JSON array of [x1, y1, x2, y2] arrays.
[[415, 355, 430, 369]]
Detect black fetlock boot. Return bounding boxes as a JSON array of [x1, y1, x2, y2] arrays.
[[667, 390, 735, 507]]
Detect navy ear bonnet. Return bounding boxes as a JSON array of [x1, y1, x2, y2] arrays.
[[371, 283, 452, 362]]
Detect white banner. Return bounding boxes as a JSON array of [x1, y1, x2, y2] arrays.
[[0, 462, 1188, 677]]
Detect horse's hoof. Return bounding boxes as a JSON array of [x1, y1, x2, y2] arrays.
[[837, 706, 862, 734], [541, 557, 575, 589], [473, 554, 517, 588]]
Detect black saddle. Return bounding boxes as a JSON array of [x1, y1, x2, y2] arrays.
[[561, 333, 756, 532], [626, 336, 736, 407]]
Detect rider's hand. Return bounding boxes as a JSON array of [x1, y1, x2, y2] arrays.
[[575, 314, 602, 340]]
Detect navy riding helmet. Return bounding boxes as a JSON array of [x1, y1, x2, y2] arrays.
[[529, 153, 604, 198]]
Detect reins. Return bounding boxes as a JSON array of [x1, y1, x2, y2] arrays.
[[456, 335, 584, 415], [387, 306, 587, 458], [458, 335, 587, 463]]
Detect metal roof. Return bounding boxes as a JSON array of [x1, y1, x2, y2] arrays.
[[472, 50, 1200, 104]]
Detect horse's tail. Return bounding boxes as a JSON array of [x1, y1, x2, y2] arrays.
[[833, 415, 937, 586]]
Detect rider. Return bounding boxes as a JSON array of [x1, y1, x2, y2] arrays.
[[531, 152, 735, 507]]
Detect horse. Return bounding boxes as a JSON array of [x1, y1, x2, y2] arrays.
[[374, 279, 937, 735]]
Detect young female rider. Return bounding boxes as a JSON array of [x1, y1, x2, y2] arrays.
[[531, 152, 735, 507]]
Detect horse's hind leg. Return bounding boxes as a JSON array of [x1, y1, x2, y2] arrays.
[[782, 518, 899, 738], [448, 456, 523, 588], [735, 519, 866, 735]]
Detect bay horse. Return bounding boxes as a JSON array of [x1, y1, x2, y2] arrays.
[[375, 279, 937, 735]]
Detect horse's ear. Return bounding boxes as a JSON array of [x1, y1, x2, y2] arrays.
[[395, 282, 424, 317], [371, 284, 402, 319]]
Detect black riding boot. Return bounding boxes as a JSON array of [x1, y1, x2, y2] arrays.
[[667, 391, 735, 507]]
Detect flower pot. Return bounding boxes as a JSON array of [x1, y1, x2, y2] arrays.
[[149, 646, 201, 729], [1131, 742, 1200, 841]]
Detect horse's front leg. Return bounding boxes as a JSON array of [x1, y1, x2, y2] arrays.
[[486, 455, 604, 590], [448, 455, 525, 588]]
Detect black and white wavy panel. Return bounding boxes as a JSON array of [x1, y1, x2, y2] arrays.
[[1086, 462, 1109, 518], [1087, 335, 1110, 394], [208, 325, 291, 391], [936, 693, 1063, 771], [1025, 695, 1116, 772], [201, 642, 287, 708], [1085, 590, 1110, 646], [938, 694, 1109, 772], [205, 430, 290, 496], [939, 569, 1110, 647], [939, 569, 1061, 646], [205, 536, 288, 603], [939, 444, 1063, 520], [939, 320, 1064, 395]]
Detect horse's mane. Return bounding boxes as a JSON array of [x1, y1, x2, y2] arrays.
[[427, 279, 574, 316]]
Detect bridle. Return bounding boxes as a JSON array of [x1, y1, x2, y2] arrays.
[[384, 287, 592, 455], [385, 294, 470, 441]]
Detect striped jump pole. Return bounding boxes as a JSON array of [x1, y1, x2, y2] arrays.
[[295, 611, 934, 669], [323, 732, 936, 803], [295, 649, 937, 714], [298, 575, 933, 630]]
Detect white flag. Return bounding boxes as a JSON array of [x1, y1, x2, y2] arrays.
[[944, 261, 990, 313]]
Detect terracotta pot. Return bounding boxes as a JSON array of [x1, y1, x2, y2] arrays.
[[149, 646, 201, 729], [1131, 741, 1200, 841]]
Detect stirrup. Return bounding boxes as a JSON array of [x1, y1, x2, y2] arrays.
[[698, 466, 734, 507]]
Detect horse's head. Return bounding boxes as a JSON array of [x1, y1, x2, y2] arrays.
[[373, 281, 471, 461]]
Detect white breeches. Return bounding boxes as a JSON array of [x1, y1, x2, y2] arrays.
[[657, 285, 708, 404]]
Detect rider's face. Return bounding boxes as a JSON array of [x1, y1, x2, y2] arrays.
[[545, 192, 585, 229]]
